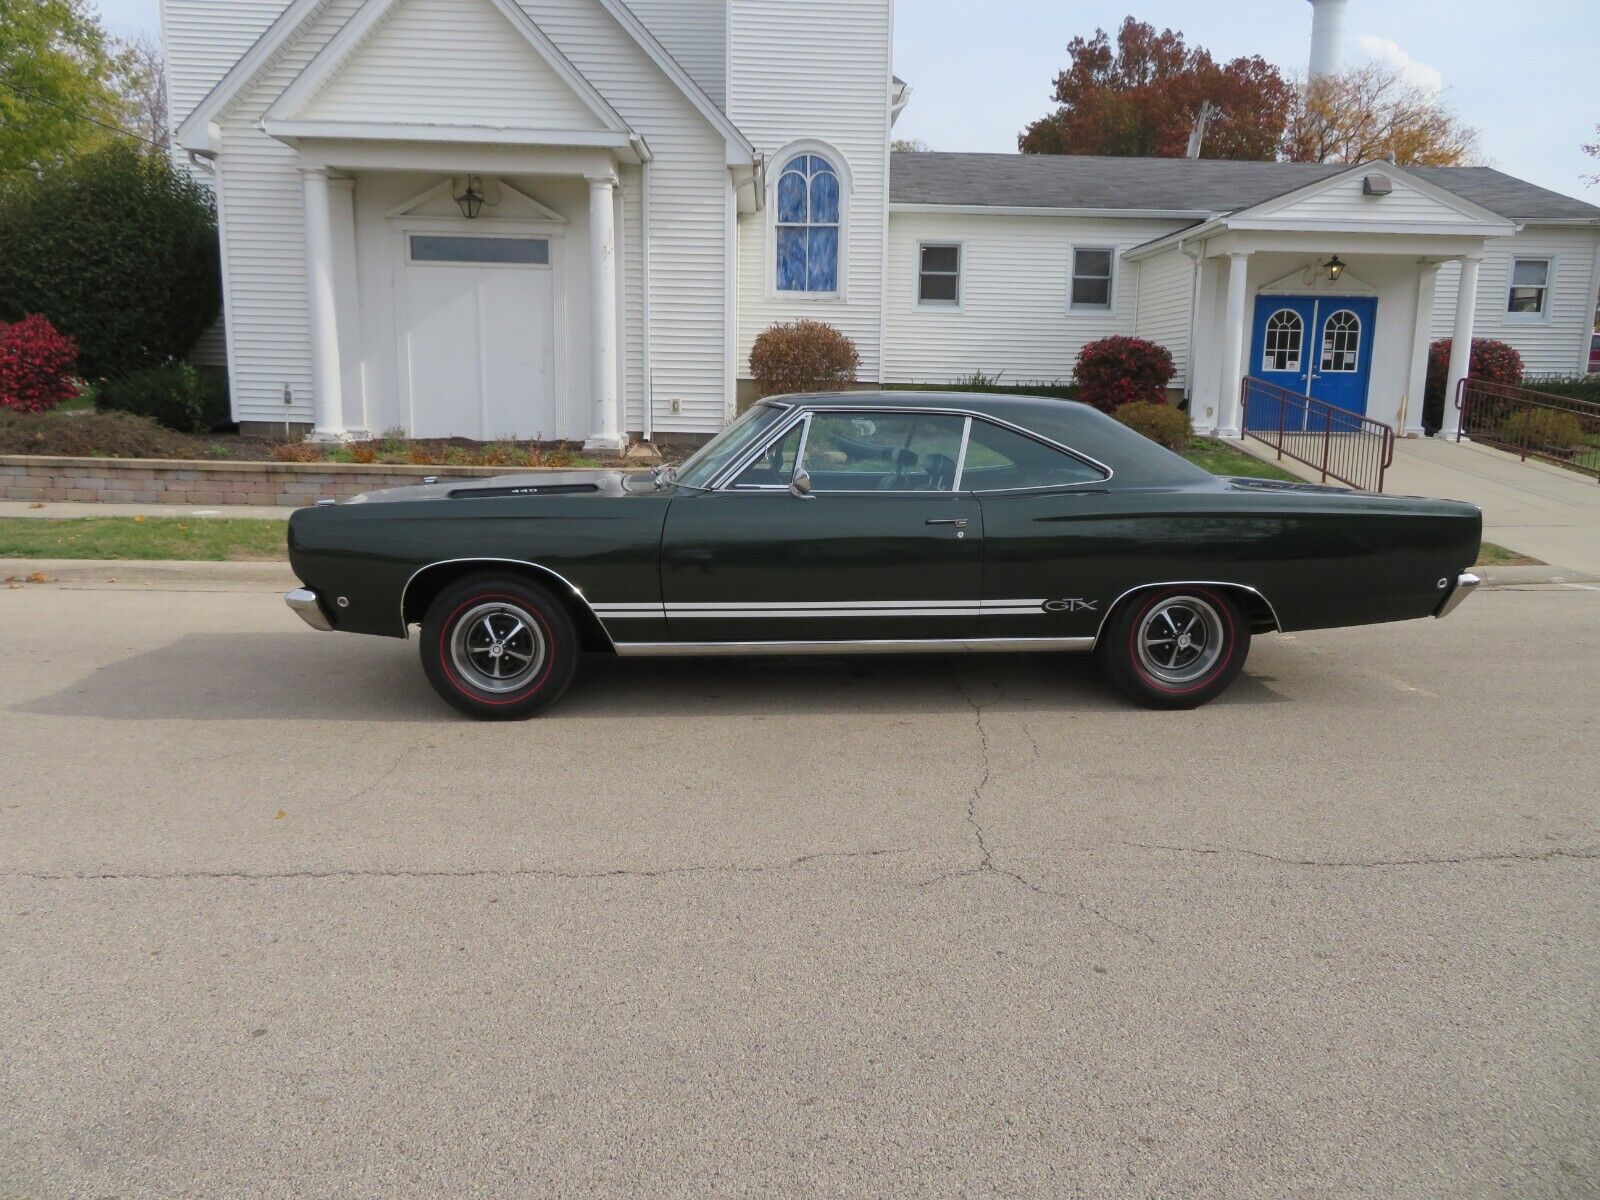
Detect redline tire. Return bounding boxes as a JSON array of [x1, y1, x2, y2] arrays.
[[419, 575, 578, 719], [1097, 586, 1251, 710]]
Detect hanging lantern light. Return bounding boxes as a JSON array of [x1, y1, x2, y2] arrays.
[[1323, 254, 1346, 282], [454, 176, 485, 219]]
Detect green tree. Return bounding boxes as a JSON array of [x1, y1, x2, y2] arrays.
[[0, 0, 136, 180], [0, 145, 221, 379], [1019, 17, 1293, 161]]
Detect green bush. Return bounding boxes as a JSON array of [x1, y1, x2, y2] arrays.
[[98, 362, 229, 433], [884, 379, 1078, 401], [1113, 400, 1193, 450], [1524, 375, 1600, 405], [0, 145, 222, 380], [1496, 408, 1586, 452]]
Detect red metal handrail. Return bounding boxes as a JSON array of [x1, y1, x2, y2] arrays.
[[1239, 375, 1395, 492], [1455, 377, 1600, 484]]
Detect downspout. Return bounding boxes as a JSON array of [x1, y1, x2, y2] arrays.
[[641, 158, 653, 441], [1180, 236, 1203, 402]]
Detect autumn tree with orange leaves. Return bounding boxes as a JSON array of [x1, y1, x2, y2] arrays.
[[1283, 61, 1479, 166], [1018, 18, 1294, 161]]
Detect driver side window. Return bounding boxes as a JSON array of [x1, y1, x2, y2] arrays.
[[799, 412, 966, 492]]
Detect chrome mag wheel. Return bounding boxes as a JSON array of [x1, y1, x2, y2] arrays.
[[1136, 594, 1225, 686], [448, 601, 546, 693]]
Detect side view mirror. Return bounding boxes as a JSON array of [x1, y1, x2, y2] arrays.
[[789, 468, 814, 499]]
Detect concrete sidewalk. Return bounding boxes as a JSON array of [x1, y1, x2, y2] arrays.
[[0, 500, 293, 520], [1238, 434, 1600, 574]]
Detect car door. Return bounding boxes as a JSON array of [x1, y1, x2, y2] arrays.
[[660, 409, 983, 643], [964, 417, 1118, 642]]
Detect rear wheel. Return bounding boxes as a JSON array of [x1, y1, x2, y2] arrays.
[[419, 575, 578, 719], [1098, 587, 1251, 709]]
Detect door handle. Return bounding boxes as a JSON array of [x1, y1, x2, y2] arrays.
[[925, 518, 968, 527]]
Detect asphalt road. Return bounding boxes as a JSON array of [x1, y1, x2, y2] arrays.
[[1, 571, 1596, 1198]]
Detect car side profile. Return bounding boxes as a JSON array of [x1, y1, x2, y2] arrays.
[[286, 391, 1482, 718]]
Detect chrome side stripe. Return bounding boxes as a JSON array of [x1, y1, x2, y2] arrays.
[[613, 636, 1096, 657], [591, 599, 1050, 619]]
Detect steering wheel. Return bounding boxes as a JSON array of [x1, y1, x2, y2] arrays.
[[875, 447, 919, 490]]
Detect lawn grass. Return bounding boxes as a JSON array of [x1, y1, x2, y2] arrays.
[[0, 517, 287, 561], [1180, 438, 1301, 482], [1475, 541, 1543, 567]]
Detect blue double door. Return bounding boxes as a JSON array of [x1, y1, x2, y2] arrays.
[[1245, 295, 1376, 430]]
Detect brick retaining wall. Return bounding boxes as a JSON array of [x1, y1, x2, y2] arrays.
[[0, 455, 538, 507]]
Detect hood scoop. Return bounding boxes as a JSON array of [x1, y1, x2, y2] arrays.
[[447, 482, 601, 499]]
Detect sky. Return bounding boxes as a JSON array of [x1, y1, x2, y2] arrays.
[[92, 0, 1599, 204]]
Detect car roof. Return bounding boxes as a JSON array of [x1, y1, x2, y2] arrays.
[[757, 390, 1214, 487]]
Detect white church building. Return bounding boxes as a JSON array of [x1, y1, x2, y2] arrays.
[[165, 0, 1600, 447]]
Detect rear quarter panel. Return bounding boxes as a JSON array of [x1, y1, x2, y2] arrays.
[[976, 484, 1482, 638]]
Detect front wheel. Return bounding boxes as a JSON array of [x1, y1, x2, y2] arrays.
[[1097, 587, 1251, 709], [419, 575, 578, 719]]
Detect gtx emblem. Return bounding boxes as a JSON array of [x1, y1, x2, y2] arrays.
[[1043, 598, 1098, 613]]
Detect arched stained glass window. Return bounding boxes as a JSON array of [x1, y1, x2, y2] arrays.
[[1262, 309, 1303, 372], [1320, 309, 1361, 372], [776, 154, 840, 293]]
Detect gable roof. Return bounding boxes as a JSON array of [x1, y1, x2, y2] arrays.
[[176, 0, 753, 163], [890, 152, 1600, 223], [265, 0, 630, 135]]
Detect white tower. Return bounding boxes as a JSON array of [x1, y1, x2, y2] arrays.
[[1306, 0, 1348, 80]]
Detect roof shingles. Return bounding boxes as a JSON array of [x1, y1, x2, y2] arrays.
[[889, 152, 1600, 222]]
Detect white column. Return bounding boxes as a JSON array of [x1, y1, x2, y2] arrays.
[[300, 167, 346, 442], [1440, 256, 1481, 439], [1215, 251, 1251, 438], [1403, 261, 1441, 436], [583, 172, 624, 452], [1188, 257, 1221, 433]]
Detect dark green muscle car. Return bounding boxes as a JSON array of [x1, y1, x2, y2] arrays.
[[285, 391, 1482, 718]]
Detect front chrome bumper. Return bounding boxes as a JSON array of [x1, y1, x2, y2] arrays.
[[1435, 572, 1481, 619], [285, 587, 333, 631]]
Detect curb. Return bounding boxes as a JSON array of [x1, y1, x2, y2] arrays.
[[1475, 563, 1599, 587], [1, 558, 297, 591]]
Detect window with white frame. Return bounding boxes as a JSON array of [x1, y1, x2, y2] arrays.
[[917, 243, 961, 307], [1070, 246, 1114, 310], [775, 154, 841, 293], [1262, 309, 1303, 372], [1507, 257, 1550, 316]]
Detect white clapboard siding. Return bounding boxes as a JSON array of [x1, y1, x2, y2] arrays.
[[729, 0, 891, 383], [1264, 172, 1481, 226], [161, 0, 286, 131], [298, 0, 609, 128], [216, 0, 367, 426], [1430, 226, 1600, 376], [884, 211, 1189, 385], [626, 0, 726, 107], [1132, 244, 1195, 388], [516, 0, 731, 435]]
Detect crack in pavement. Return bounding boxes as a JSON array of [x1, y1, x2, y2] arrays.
[[923, 674, 1155, 944], [0, 847, 909, 885], [1129, 842, 1599, 869]]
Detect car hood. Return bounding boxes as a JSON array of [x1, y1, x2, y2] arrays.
[[342, 469, 656, 504]]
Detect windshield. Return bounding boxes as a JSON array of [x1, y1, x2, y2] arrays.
[[673, 403, 789, 489]]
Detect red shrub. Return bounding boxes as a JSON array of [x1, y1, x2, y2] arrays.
[[0, 314, 79, 413], [749, 320, 860, 397], [1073, 336, 1175, 413], [1423, 337, 1522, 430]]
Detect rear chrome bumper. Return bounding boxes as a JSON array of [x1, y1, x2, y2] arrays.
[[1435, 573, 1481, 619], [285, 587, 333, 631]]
